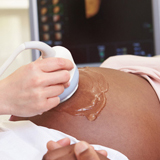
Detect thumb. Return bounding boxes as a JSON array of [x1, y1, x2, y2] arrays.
[[74, 141, 100, 160]]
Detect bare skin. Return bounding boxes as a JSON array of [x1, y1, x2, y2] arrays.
[[43, 141, 109, 160], [10, 67, 160, 160], [43, 138, 108, 160], [0, 57, 73, 117]]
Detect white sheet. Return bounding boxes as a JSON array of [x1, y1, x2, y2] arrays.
[[0, 115, 10, 121], [0, 120, 128, 160]]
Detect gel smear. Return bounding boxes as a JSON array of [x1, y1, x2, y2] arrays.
[[55, 67, 109, 121]]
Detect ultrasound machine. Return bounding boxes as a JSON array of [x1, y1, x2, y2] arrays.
[[29, 0, 160, 67]]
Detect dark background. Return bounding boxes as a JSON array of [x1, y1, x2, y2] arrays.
[[38, 0, 154, 64]]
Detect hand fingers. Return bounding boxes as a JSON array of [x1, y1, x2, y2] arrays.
[[47, 138, 71, 151], [47, 140, 62, 151], [64, 82, 70, 88], [43, 150, 76, 160], [43, 144, 75, 160], [44, 96, 60, 112], [51, 152, 76, 160], [44, 85, 64, 98], [56, 138, 71, 147], [43, 142, 109, 160], [41, 70, 70, 86], [44, 82, 71, 98], [37, 57, 74, 72], [37, 84, 69, 112], [96, 150, 108, 157], [74, 141, 108, 160], [74, 141, 99, 160]]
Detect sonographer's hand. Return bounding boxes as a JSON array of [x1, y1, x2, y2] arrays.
[[43, 139, 108, 160], [0, 57, 73, 117]]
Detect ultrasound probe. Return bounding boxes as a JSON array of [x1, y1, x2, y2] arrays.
[[0, 41, 79, 102]]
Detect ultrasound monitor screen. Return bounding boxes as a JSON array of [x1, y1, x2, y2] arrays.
[[36, 0, 154, 64]]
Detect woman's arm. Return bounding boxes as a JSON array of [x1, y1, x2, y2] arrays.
[[0, 57, 73, 117]]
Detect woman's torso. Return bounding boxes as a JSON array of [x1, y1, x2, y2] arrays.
[[11, 67, 160, 160]]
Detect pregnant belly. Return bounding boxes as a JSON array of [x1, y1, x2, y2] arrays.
[[10, 68, 160, 160]]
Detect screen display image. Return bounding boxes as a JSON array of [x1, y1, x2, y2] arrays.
[[30, 0, 156, 65]]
